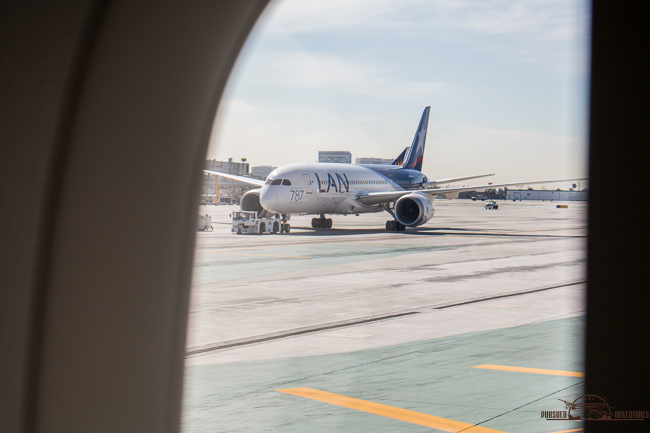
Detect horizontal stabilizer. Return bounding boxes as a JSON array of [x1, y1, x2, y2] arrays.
[[391, 147, 409, 166]]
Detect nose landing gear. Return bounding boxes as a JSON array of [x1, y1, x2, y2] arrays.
[[281, 214, 291, 233], [312, 214, 333, 229]]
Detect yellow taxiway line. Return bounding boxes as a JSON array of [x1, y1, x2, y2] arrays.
[[276, 387, 506, 432], [547, 429, 582, 433], [473, 364, 584, 378]]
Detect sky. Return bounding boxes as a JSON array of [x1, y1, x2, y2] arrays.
[[207, 0, 590, 186]]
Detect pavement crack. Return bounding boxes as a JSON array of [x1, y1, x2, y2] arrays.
[[186, 281, 585, 356], [429, 281, 585, 310], [186, 311, 420, 356], [458, 381, 584, 432]]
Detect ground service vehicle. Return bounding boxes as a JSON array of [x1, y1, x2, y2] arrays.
[[231, 211, 289, 234], [484, 200, 499, 209]]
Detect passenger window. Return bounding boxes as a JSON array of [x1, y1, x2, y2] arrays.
[[189, 3, 589, 433], [282, 179, 291, 186]]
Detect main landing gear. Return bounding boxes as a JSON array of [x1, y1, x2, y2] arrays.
[[381, 204, 406, 232], [312, 214, 332, 229], [386, 220, 406, 232]]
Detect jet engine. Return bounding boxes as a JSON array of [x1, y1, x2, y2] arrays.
[[394, 193, 435, 227], [240, 188, 270, 218]]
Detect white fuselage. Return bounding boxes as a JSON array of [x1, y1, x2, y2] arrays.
[[259, 162, 403, 215]]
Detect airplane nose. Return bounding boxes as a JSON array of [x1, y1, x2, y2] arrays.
[[259, 187, 279, 212]]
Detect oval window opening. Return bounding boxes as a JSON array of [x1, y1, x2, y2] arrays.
[[187, 2, 590, 432]]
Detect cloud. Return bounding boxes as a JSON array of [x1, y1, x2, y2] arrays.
[[257, 0, 589, 75], [208, 0, 589, 182], [428, 0, 582, 38], [246, 52, 449, 101], [263, 0, 588, 41], [259, 0, 404, 35], [259, 52, 379, 88]]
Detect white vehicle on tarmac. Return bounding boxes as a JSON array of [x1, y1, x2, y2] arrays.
[[231, 211, 290, 234], [484, 200, 499, 210]]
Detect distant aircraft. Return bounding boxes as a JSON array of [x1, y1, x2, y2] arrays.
[[206, 107, 585, 231]]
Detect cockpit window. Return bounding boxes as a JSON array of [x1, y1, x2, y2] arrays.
[[268, 178, 291, 186]]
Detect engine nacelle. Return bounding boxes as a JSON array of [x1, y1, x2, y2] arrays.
[[395, 193, 435, 227], [240, 189, 270, 218]]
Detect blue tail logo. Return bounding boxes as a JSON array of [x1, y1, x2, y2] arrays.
[[402, 106, 430, 172]]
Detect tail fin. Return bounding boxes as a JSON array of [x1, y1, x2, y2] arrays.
[[402, 106, 430, 171], [391, 147, 409, 165]]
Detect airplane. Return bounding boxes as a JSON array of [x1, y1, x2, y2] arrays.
[[205, 106, 586, 232]]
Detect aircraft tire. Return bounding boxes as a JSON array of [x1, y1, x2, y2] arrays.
[[326, 218, 332, 229], [386, 221, 395, 231], [311, 218, 319, 229], [397, 222, 406, 231], [283, 224, 291, 233], [272, 222, 280, 233]]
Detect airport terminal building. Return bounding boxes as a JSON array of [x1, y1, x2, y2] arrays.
[[355, 157, 394, 165], [507, 189, 588, 201], [318, 151, 351, 163]]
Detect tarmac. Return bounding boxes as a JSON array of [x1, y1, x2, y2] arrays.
[[183, 199, 587, 433]]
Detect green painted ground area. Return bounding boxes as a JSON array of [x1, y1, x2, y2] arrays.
[[183, 317, 584, 433], [192, 243, 454, 285]]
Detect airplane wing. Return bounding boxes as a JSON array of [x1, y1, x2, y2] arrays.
[[424, 173, 495, 187], [355, 191, 406, 205], [426, 177, 588, 195], [203, 169, 265, 187], [355, 177, 587, 206]]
